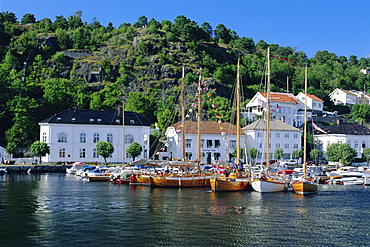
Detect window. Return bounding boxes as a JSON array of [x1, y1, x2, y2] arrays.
[[285, 143, 289, 148], [80, 133, 86, 143], [125, 134, 134, 144], [143, 148, 148, 159], [201, 139, 204, 148], [186, 139, 192, 148], [230, 140, 236, 148], [294, 133, 298, 138], [285, 133, 289, 138], [214, 153, 221, 160], [107, 133, 113, 143], [294, 144, 298, 148], [259, 143, 262, 148], [362, 141, 366, 148], [79, 148, 86, 158], [276, 133, 280, 138], [93, 133, 100, 143], [59, 148, 65, 158], [355, 141, 359, 148], [130, 119, 135, 124], [42, 132, 47, 142], [215, 140, 220, 148], [58, 132, 67, 143], [143, 134, 148, 145], [207, 140, 213, 148], [257, 132, 262, 137], [348, 141, 351, 147], [93, 148, 99, 158], [276, 143, 280, 148]]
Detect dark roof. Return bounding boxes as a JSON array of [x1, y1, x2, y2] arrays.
[[40, 109, 151, 126], [322, 122, 370, 135], [243, 119, 302, 132]]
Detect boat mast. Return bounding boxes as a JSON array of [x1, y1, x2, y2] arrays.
[[197, 69, 202, 164], [181, 66, 186, 161], [122, 99, 125, 165], [266, 48, 271, 169], [236, 59, 241, 167], [303, 65, 308, 179]]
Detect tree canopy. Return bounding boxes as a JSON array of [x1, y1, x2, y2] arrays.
[[325, 143, 357, 166]]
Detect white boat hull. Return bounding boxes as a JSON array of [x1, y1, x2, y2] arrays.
[[251, 180, 286, 193]]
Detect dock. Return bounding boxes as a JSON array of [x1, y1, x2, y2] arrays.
[[0, 165, 70, 173]]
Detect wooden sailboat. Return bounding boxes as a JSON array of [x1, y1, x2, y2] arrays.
[[250, 48, 286, 193], [148, 69, 213, 188], [292, 65, 318, 195], [210, 59, 250, 192]]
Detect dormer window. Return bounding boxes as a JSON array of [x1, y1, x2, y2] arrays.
[[130, 119, 135, 124], [116, 119, 120, 124], [90, 118, 94, 122], [97, 119, 102, 123], [57, 117, 62, 122], [71, 118, 76, 122]]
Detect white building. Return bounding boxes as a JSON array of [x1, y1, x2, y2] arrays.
[[245, 92, 323, 127], [164, 121, 246, 164], [296, 92, 324, 115], [329, 88, 358, 106], [314, 120, 370, 159], [39, 109, 151, 163], [243, 119, 302, 162]]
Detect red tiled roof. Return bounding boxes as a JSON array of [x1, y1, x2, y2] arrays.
[[260, 92, 299, 104], [170, 121, 245, 135], [303, 93, 324, 102]]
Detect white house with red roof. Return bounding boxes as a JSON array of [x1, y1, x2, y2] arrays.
[[245, 92, 320, 127]]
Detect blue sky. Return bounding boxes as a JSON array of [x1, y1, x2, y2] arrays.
[[1, 0, 369, 58]]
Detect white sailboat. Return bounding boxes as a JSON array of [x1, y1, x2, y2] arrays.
[[291, 65, 318, 194], [251, 48, 286, 193]]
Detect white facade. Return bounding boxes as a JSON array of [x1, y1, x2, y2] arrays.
[[296, 92, 324, 113], [243, 119, 302, 162], [39, 109, 151, 164], [314, 122, 370, 159], [245, 92, 322, 127], [329, 88, 358, 105], [164, 121, 246, 164]]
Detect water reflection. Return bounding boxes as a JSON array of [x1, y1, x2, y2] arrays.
[[0, 174, 41, 246], [0, 174, 369, 246]]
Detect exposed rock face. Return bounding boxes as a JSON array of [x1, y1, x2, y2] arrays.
[[39, 36, 59, 50], [42, 32, 232, 101]]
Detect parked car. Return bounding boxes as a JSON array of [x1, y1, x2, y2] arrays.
[[281, 160, 298, 166]]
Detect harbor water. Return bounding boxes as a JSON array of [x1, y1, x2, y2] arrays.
[[0, 173, 369, 247]]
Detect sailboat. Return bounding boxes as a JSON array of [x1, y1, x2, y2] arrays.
[[148, 69, 214, 188], [250, 48, 286, 193], [210, 59, 251, 192], [291, 65, 318, 194]]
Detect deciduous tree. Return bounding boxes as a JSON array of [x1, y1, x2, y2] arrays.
[[96, 141, 114, 165]]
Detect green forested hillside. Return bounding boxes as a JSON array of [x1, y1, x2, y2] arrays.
[[1, 11, 369, 156]]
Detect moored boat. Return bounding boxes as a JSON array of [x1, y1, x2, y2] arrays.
[[292, 179, 318, 194], [210, 176, 250, 192], [251, 176, 286, 193], [149, 173, 212, 187], [292, 65, 318, 195]]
